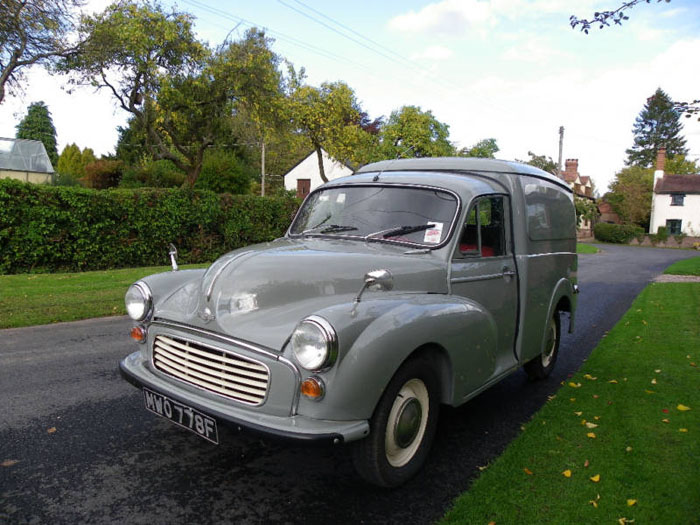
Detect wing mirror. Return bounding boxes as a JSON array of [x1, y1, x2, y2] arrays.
[[168, 243, 179, 271], [354, 269, 393, 304]]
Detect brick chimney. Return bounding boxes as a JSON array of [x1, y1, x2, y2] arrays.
[[563, 159, 578, 181], [655, 147, 666, 172]]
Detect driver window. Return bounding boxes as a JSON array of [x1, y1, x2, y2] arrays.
[[458, 196, 507, 257]]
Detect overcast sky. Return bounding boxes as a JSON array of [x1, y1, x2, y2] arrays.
[[1, 0, 699, 192]]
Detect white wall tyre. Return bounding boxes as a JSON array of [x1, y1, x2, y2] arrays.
[[352, 356, 439, 487], [524, 312, 561, 380]]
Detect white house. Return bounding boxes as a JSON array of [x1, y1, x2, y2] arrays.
[[649, 147, 700, 236], [283, 148, 353, 198]]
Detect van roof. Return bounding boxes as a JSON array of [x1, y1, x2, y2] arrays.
[[354, 157, 571, 193]]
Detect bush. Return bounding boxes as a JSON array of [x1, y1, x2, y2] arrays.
[[83, 159, 123, 189], [194, 150, 253, 194], [594, 222, 644, 244], [120, 159, 185, 188], [0, 179, 299, 273]]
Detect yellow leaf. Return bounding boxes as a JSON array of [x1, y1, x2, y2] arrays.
[[679, 428, 688, 433], [574, 411, 583, 416], [524, 468, 533, 475], [586, 422, 598, 429], [562, 469, 572, 478], [590, 474, 601, 483], [654, 369, 661, 373], [651, 378, 657, 385], [677, 404, 691, 411], [627, 499, 637, 506], [589, 500, 598, 508], [570, 398, 576, 402], [642, 320, 647, 325], [626, 446, 633, 452], [584, 374, 597, 380], [569, 382, 581, 388], [608, 379, 618, 384], [581, 419, 587, 425], [587, 432, 597, 439], [662, 418, 670, 424], [1, 459, 19, 467], [584, 459, 590, 468], [47, 427, 57, 434], [594, 416, 600, 420], [690, 362, 697, 367], [478, 465, 488, 471]]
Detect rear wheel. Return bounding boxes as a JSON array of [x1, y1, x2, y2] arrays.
[[352, 357, 439, 487], [524, 312, 561, 380]]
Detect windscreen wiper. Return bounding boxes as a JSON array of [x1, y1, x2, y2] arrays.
[[303, 224, 358, 235], [379, 223, 436, 239]]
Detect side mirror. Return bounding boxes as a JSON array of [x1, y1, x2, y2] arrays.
[[354, 269, 393, 303], [168, 243, 179, 271]]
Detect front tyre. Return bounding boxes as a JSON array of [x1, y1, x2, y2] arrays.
[[352, 357, 439, 487], [524, 312, 561, 380]]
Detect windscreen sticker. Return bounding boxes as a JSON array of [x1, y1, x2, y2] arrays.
[[319, 195, 330, 202], [336, 193, 346, 203], [423, 222, 444, 244]]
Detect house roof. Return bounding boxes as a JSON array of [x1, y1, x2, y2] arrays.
[[0, 137, 54, 173], [562, 172, 579, 183], [282, 148, 353, 177], [654, 174, 700, 194], [579, 175, 591, 186]]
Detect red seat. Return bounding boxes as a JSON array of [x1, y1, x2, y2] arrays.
[[460, 244, 494, 257]]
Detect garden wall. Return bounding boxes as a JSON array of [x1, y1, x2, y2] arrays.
[[0, 179, 300, 274]]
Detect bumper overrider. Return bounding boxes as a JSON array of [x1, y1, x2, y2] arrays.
[[119, 322, 369, 444]]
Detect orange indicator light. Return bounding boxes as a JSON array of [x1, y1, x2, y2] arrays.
[[301, 377, 324, 400], [130, 325, 146, 343]]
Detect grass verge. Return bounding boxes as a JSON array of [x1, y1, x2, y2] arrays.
[[0, 264, 208, 329], [664, 256, 700, 275], [577, 243, 599, 254], [442, 282, 700, 524]]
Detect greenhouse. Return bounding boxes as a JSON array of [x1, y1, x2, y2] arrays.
[[0, 137, 54, 183]]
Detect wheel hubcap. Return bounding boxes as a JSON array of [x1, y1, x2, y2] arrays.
[[394, 398, 422, 448], [542, 318, 557, 367]]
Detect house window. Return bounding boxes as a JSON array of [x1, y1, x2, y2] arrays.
[[670, 194, 685, 206], [666, 219, 682, 235]]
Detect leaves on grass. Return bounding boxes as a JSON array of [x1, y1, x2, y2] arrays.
[[586, 422, 598, 429], [523, 468, 533, 475], [590, 474, 601, 483], [583, 374, 597, 381], [627, 499, 637, 506], [651, 378, 657, 385], [662, 408, 669, 413], [562, 469, 572, 478], [654, 369, 661, 373], [645, 390, 655, 394], [677, 404, 691, 411], [662, 418, 670, 424], [617, 518, 635, 524], [679, 428, 688, 433], [587, 432, 597, 439], [626, 446, 633, 452], [574, 411, 583, 416], [589, 494, 601, 508], [569, 382, 582, 388], [584, 459, 590, 468], [608, 379, 618, 384]]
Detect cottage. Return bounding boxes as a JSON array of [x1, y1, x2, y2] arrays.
[[0, 137, 54, 184], [649, 148, 700, 236], [561, 158, 596, 237], [283, 148, 353, 199]]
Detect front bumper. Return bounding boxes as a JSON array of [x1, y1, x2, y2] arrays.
[[119, 351, 370, 444]]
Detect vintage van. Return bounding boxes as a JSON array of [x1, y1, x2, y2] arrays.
[[120, 157, 578, 487]]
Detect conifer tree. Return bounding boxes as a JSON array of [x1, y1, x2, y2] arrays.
[[15, 101, 58, 166], [625, 88, 687, 168]]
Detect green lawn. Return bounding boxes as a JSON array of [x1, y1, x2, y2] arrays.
[[664, 256, 700, 275], [0, 264, 208, 329], [577, 243, 599, 254], [442, 283, 700, 524]]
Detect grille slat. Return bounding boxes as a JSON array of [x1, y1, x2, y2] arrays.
[[153, 334, 269, 405]]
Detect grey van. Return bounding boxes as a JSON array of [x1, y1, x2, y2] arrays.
[[119, 157, 578, 487]]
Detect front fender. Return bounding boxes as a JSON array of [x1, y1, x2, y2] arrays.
[[138, 269, 206, 318], [293, 294, 496, 421]]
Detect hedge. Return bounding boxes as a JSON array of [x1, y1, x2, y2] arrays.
[[593, 222, 645, 244], [0, 179, 300, 274]]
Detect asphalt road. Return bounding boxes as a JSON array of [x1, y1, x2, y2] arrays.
[[1, 244, 697, 524]]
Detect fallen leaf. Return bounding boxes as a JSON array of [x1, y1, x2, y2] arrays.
[[679, 428, 688, 433], [569, 382, 582, 388], [581, 419, 587, 425], [642, 320, 647, 325], [478, 465, 488, 471], [589, 500, 598, 508], [608, 379, 618, 384], [626, 446, 633, 452], [651, 378, 657, 385], [594, 416, 600, 420], [690, 362, 697, 367], [654, 369, 661, 373], [1, 460, 19, 467], [662, 409, 669, 413], [645, 390, 655, 394], [574, 411, 583, 416], [586, 422, 598, 429], [488, 522, 496, 525], [618, 518, 635, 524], [587, 432, 597, 439], [570, 398, 576, 402], [590, 474, 601, 483], [627, 499, 637, 507], [47, 427, 57, 434], [562, 469, 572, 478], [593, 394, 599, 399], [524, 468, 533, 475], [584, 459, 590, 468], [584, 374, 597, 381], [677, 404, 691, 411], [548, 394, 556, 401], [662, 418, 670, 424]]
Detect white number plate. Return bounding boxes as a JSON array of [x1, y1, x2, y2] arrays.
[[143, 388, 219, 444]]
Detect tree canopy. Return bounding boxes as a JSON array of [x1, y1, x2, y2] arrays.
[[518, 151, 558, 174], [459, 138, 499, 158], [380, 105, 454, 159], [625, 88, 687, 168], [0, 0, 84, 104], [606, 165, 654, 229], [15, 100, 58, 166]]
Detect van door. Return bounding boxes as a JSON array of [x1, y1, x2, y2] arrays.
[[450, 195, 519, 392]]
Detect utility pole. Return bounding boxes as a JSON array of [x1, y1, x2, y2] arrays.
[[557, 126, 564, 178], [261, 141, 266, 197]]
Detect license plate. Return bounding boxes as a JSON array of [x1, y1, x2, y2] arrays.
[[143, 388, 219, 444]]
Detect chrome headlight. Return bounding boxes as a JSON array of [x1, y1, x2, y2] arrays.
[[291, 316, 338, 371], [125, 282, 152, 321]]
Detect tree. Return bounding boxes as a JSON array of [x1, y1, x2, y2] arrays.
[[665, 155, 700, 175], [518, 151, 558, 174], [606, 165, 654, 229], [56, 142, 96, 183], [288, 81, 366, 182], [380, 105, 454, 159], [0, 0, 84, 104], [625, 88, 687, 167], [569, 0, 670, 33], [15, 100, 58, 165], [194, 149, 253, 194], [459, 138, 499, 158]]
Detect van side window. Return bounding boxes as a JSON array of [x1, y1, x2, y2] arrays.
[[459, 196, 507, 257]]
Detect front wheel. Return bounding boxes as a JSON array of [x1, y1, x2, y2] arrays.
[[351, 357, 439, 487], [524, 312, 561, 380]]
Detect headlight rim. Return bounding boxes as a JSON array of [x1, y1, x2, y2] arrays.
[[291, 315, 338, 372], [125, 281, 153, 322]]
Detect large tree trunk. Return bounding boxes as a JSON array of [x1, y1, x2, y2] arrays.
[[315, 146, 328, 183]]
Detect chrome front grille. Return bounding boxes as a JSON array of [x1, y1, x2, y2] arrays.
[[152, 335, 269, 405]]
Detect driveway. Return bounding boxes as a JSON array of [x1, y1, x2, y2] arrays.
[[0, 244, 696, 524]]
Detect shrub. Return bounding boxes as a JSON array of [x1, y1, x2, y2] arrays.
[[0, 179, 300, 273], [120, 159, 185, 188], [83, 159, 123, 189], [674, 233, 687, 246], [594, 222, 644, 244], [194, 150, 253, 195]]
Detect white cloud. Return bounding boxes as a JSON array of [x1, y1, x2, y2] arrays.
[[387, 0, 499, 36], [411, 45, 454, 61], [501, 37, 569, 62]]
